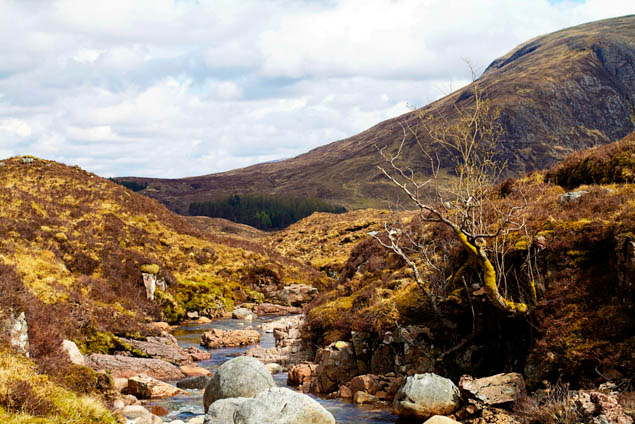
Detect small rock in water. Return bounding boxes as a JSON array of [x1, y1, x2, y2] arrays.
[[180, 365, 211, 377], [151, 405, 169, 416], [122, 404, 151, 419], [177, 375, 210, 390], [353, 391, 378, 404], [232, 307, 254, 320], [266, 363, 283, 374]]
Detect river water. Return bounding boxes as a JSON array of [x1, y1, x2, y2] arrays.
[[147, 315, 399, 423]]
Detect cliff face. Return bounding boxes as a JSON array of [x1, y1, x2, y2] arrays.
[[116, 15, 635, 213]]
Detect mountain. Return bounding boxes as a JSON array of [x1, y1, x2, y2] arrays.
[[115, 15, 635, 214]]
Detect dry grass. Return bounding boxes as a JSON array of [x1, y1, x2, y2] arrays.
[[0, 348, 118, 424]]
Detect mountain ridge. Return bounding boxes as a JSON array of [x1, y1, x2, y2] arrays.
[[116, 15, 635, 214]]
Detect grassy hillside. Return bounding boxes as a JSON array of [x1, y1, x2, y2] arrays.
[[0, 156, 325, 358], [300, 132, 635, 387], [116, 15, 634, 213], [266, 209, 408, 276]]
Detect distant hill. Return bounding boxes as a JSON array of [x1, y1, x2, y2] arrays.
[[116, 15, 635, 213]]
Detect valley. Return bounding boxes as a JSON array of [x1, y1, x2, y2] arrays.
[[0, 13, 634, 424]]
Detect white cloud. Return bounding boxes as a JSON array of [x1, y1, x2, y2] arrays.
[[0, 0, 632, 178], [0, 118, 32, 138]]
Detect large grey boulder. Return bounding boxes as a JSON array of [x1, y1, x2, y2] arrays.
[[234, 387, 335, 424], [204, 398, 249, 424], [203, 357, 275, 412], [393, 373, 460, 420]]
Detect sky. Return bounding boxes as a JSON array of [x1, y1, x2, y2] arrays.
[[0, 0, 632, 178]]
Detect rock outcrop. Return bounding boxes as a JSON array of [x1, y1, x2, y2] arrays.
[[0, 310, 29, 356], [120, 335, 195, 365], [393, 373, 460, 420], [314, 341, 359, 394], [246, 315, 310, 366], [85, 354, 186, 380], [201, 328, 260, 349], [203, 357, 275, 412]]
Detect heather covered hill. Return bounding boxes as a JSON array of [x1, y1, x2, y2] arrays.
[[300, 132, 635, 388], [0, 155, 325, 359], [265, 209, 408, 276], [117, 15, 635, 213]]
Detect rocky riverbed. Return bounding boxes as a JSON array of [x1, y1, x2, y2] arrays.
[[137, 313, 399, 423], [90, 308, 632, 424]]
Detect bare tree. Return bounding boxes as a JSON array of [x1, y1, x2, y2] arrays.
[[373, 77, 537, 314]]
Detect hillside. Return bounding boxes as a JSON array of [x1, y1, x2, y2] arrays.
[[116, 15, 635, 213], [0, 156, 325, 361], [298, 132, 635, 388]]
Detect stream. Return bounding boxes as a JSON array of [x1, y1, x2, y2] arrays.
[[147, 315, 399, 423]]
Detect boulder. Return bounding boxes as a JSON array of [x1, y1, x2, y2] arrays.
[[348, 374, 380, 395], [185, 346, 212, 362], [204, 398, 250, 423], [253, 303, 302, 316], [232, 307, 255, 320], [459, 373, 526, 405], [85, 354, 185, 380], [128, 373, 187, 399], [61, 339, 85, 366], [393, 373, 460, 420], [423, 416, 461, 424], [353, 391, 378, 404], [201, 328, 260, 349], [559, 190, 589, 203], [287, 362, 317, 386], [233, 387, 335, 424], [275, 284, 318, 306], [177, 375, 210, 390], [113, 377, 129, 393], [203, 357, 276, 412], [266, 363, 283, 374]]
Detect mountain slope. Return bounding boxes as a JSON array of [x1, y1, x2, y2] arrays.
[[117, 15, 635, 213], [0, 156, 324, 362], [302, 131, 635, 386]]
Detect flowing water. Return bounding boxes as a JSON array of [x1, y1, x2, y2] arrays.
[[147, 315, 399, 423]]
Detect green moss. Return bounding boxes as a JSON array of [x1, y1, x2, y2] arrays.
[[75, 331, 149, 357], [140, 263, 160, 274]]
